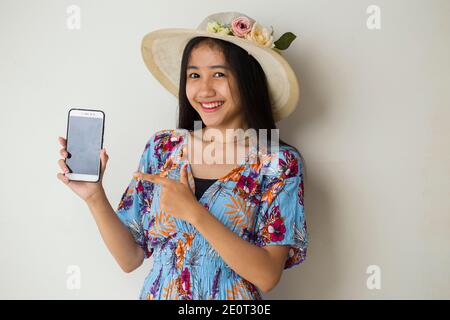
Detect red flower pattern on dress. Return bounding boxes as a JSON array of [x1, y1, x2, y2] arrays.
[[236, 175, 257, 195], [268, 216, 286, 242], [177, 267, 192, 300], [136, 180, 144, 193], [279, 149, 298, 179]]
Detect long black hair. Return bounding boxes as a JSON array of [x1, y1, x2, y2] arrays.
[[177, 36, 294, 151]]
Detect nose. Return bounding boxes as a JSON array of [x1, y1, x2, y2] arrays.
[[197, 77, 216, 98]]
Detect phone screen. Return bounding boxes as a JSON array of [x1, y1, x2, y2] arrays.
[[66, 109, 104, 176]]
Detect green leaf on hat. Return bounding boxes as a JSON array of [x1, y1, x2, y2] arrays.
[[274, 32, 296, 50]]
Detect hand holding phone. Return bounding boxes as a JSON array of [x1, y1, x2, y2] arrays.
[[65, 108, 105, 182], [57, 108, 108, 202]]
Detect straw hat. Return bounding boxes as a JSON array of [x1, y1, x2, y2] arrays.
[[141, 11, 300, 122]]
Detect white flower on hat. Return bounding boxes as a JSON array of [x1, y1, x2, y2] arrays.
[[245, 22, 274, 48], [206, 21, 232, 35]]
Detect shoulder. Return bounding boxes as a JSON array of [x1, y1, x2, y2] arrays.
[[260, 143, 304, 180], [279, 144, 304, 176], [144, 128, 188, 168], [145, 128, 187, 152]]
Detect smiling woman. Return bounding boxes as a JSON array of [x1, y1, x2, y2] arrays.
[[59, 11, 308, 301], [178, 36, 280, 145], [183, 40, 246, 133]]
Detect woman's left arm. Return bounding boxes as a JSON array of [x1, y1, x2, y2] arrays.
[[190, 203, 289, 293]]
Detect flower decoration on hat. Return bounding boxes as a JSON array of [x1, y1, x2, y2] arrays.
[[206, 15, 296, 54]]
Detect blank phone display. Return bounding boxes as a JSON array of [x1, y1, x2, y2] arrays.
[[66, 116, 103, 175]]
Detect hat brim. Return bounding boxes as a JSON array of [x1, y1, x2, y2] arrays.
[[141, 28, 300, 122]]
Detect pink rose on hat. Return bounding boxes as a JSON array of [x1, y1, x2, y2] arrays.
[[231, 16, 254, 38]]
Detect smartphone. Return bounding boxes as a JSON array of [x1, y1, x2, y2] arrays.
[[64, 108, 105, 182]]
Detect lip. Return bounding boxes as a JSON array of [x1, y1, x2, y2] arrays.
[[200, 101, 225, 113]]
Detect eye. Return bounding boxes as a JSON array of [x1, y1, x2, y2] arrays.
[[187, 72, 226, 79]]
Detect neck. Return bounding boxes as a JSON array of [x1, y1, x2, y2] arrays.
[[201, 123, 250, 144]]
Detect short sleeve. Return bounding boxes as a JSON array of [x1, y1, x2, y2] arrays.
[[115, 134, 156, 259], [254, 147, 309, 270]]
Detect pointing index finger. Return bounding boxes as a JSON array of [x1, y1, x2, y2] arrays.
[[133, 172, 168, 186]]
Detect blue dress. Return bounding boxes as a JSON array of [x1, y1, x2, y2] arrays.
[[115, 128, 308, 300]]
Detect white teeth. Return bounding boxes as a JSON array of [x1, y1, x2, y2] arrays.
[[201, 101, 224, 109]]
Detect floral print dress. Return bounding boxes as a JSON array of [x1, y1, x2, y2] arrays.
[[115, 128, 308, 300]]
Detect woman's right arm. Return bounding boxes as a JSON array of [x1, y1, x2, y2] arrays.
[[56, 136, 144, 273], [85, 189, 145, 273]]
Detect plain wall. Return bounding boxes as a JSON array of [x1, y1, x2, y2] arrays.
[[0, 0, 448, 299]]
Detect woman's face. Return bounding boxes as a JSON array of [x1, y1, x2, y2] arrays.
[[185, 43, 245, 130]]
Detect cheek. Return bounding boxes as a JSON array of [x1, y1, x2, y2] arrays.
[[212, 83, 235, 109], [224, 79, 240, 104], [225, 86, 240, 110], [186, 85, 198, 107], [185, 84, 194, 100]]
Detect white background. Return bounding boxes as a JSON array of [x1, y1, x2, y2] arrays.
[[0, 0, 449, 299]]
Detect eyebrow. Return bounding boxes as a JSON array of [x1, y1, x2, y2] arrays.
[[187, 65, 229, 70]]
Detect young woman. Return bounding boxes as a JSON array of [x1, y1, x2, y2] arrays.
[[57, 12, 308, 300]]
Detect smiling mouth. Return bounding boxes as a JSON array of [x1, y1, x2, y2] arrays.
[[200, 101, 225, 113]]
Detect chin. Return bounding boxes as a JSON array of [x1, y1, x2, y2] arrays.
[[201, 118, 224, 128], [197, 111, 224, 126]]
